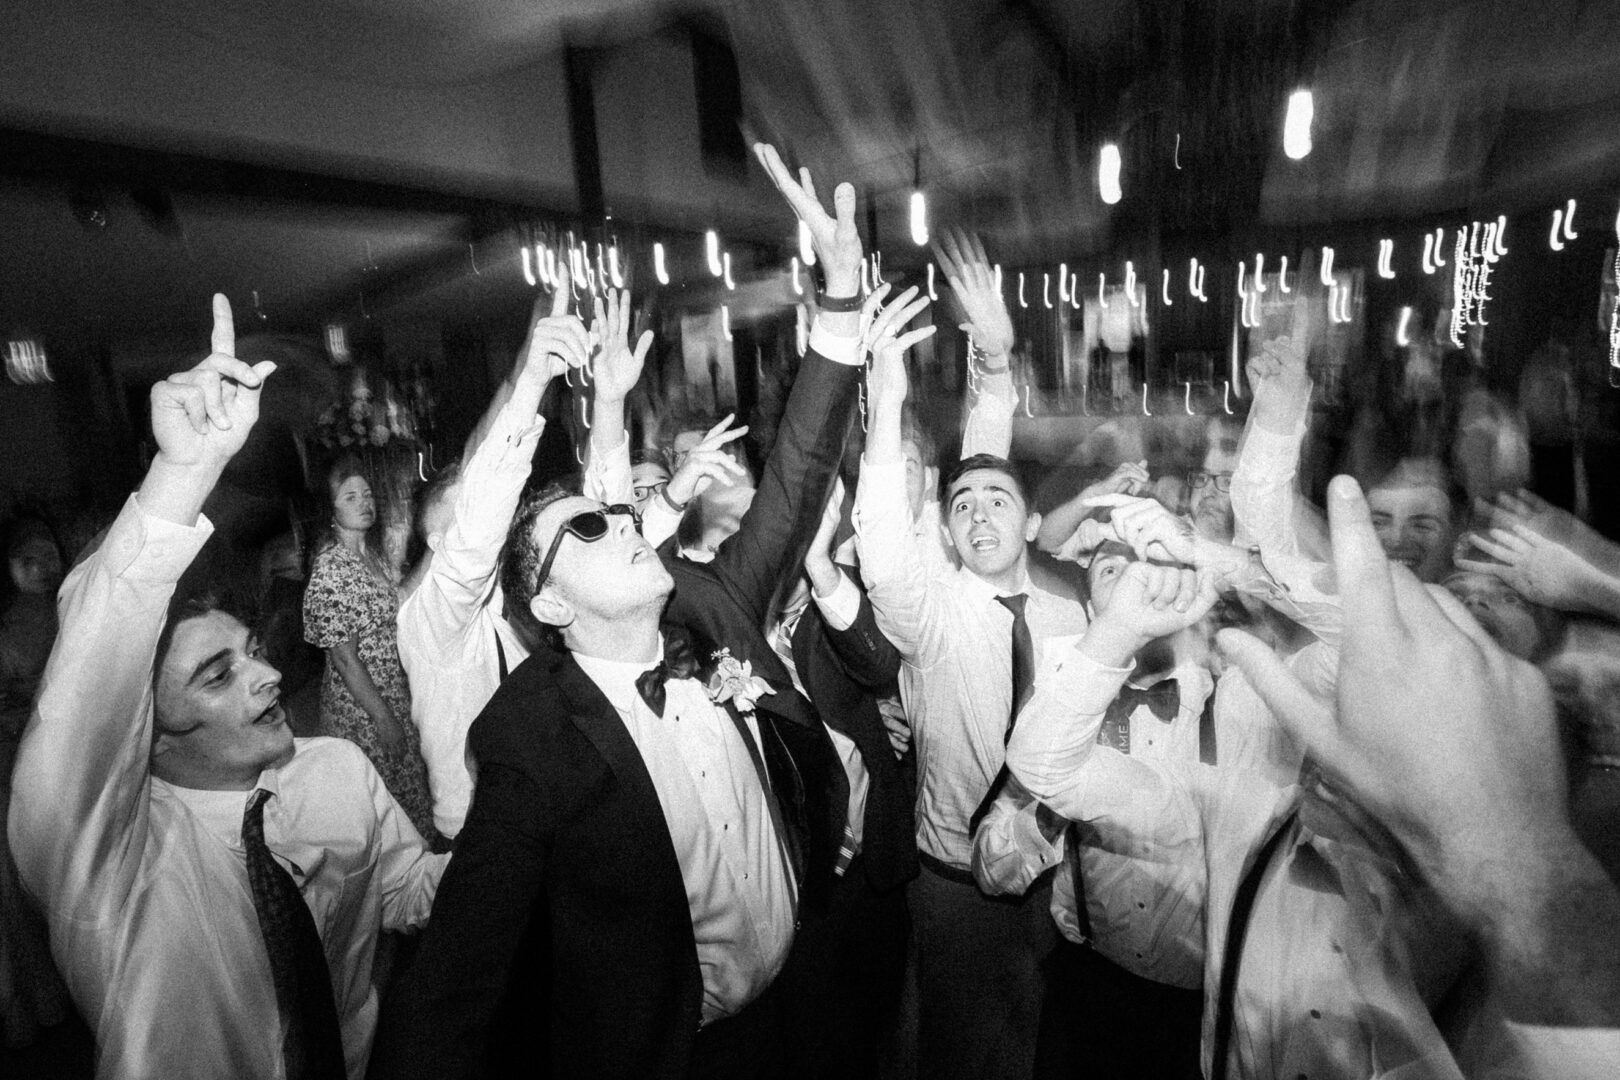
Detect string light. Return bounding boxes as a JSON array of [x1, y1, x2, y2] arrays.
[[790, 257, 803, 295], [1319, 247, 1335, 286], [1184, 382, 1195, 415], [1482, 220, 1502, 265], [1396, 305, 1413, 346], [1449, 222, 1493, 346], [927, 262, 938, 300], [706, 230, 723, 276], [723, 251, 736, 290], [4, 338, 51, 385], [653, 242, 670, 286], [1550, 209, 1566, 252], [798, 221, 816, 266], [1377, 238, 1396, 279], [1125, 261, 1139, 306], [1141, 382, 1152, 416], [720, 304, 733, 341], [1279, 255, 1292, 293], [1492, 215, 1509, 258], [1162, 268, 1173, 306], [1098, 143, 1123, 205], [1043, 273, 1052, 309], [1189, 258, 1208, 302], [1098, 272, 1108, 308], [910, 190, 928, 246], [1433, 227, 1448, 268], [1564, 199, 1579, 242], [1283, 89, 1314, 160], [1422, 230, 1440, 274], [1058, 263, 1070, 303], [608, 244, 624, 288], [521, 245, 536, 287], [1018, 272, 1028, 309]]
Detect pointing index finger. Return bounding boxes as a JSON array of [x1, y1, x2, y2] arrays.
[[211, 293, 235, 359]]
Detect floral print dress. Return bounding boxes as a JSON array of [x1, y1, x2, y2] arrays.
[[303, 541, 437, 843]]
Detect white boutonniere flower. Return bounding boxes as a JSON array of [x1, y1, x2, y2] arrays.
[[706, 647, 774, 714]]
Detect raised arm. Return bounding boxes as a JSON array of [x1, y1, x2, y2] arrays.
[[803, 480, 902, 691], [935, 229, 1017, 459], [1460, 490, 1620, 622], [1230, 297, 1317, 558], [581, 287, 651, 505], [9, 296, 272, 914]]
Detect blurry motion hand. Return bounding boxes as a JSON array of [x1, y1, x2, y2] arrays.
[[517, 271, 590, 387], [150, 294, 275, 469], [865, 285, 936, 408], [590, 288, 653, 404], [753, 142, 862, 296], [1458, 521, 1606, 614], [932, 228, 1013, 360], [1081, 562, 1220, 666], [1245, 294, 1313, 433], [665, 415, 749, 509]]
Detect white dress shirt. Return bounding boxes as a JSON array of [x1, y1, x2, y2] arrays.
[[397, 402, 541, 838], [9, 497, 447, 1080], [573, 645, 796, 1024], [973, 664, 1214, 989], [1005, 641, 1617, 1080], [855, 454, 1088, 869]]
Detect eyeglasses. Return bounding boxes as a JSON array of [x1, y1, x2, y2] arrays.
[[534, 504, 643, 589], [633, 481, 668, 502], [1186, 471, 1233, 492]]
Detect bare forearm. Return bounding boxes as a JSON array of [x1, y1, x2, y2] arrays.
[[330, 649, 399, 727]]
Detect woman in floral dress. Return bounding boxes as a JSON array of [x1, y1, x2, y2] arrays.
[[303, 459, 438, 845]]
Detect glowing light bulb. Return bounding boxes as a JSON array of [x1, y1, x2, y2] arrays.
[[521, 245, 536, 287], [706, 230, 723, 277], [723, 251, 736, 290], [1189, 258, 1207, 302], [1253, 253, 1267, 294], [1550, 209, 1566, 252], [1564, 199, 1579, 242], [608, 244, 624, 289], [1377, 238, 1395, 280], [790, 257, 803, 295], [1018, 272, 1028, 309], [1098, 143, 1123, 205], [1141, 382, 1152, 416], [1433, 228, 1448, 268], [1283, 89, 1314, 160], [1422, 231, 1439, 275], [927, 262, 938, 300], [1059, 263, 1070, 303], [1492, 215, 1509, 258], [1279, 255, 1292, 293], [1098, 273, 1108, 308], [1162, 268, 1173, 306], [1396, 305, 1413, 346], [910, 190, 928, 246], [720, 304, 732, 341], [1319, 247, 1335, 286], [1125, 261, 1138, 306], [653, 243, 670, 286], [798, 220, 816, 266], [1043, 273, 1052, 309], [1222, 380, 1233, 415]]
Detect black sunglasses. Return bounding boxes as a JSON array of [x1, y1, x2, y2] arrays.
[[535, 504, 642, 589]]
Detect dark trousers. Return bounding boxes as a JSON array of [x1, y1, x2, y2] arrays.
[[690, 982, 783, 1080], [1034, 940, 1203, 1080], [908, 857, 1058, 1080], [777, 853, 910, 1080]]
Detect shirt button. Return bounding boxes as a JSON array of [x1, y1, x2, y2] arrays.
[[1309, 1009, 1321, 1020]]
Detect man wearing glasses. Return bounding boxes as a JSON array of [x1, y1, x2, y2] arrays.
[[370, 144, 872, 1080], [1187, 416, 1242, 543]]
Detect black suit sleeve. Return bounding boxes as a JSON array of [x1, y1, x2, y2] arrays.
[[819, 577, 902, 693], [706, 348, 860, 625], [369, 762, 551, 1080]]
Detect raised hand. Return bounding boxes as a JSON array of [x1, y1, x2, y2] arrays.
[[517, 270, 590, 387], [865, 285, 935, 407], [1082, 562, 1220, 664], [665, 414, 750, 508], [591, 288, 654, 404], [805, 477, 847, 595], [753, 142, 862, 295], [1458, 522, 1607, 613], [150, 294, 275, 468], [1084, 493, 1199, 565], [1482, 489, 1620, 575], [1079, 459, 1150, 503], [1245, 293, 1313, 433], [932, 228, 1014, 359]]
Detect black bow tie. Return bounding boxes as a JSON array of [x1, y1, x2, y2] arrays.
[[1113, 679, 1180, 724], [635, 633, 701, 718]]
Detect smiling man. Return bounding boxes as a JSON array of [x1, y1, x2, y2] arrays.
[[855, 324, 1087, 1079], [8, 296, 446, 1080]]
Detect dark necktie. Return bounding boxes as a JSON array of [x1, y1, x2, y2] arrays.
[[635, 633, 700, 718], [967, 593, 1034, 837], [242, 789, 347, 1080]]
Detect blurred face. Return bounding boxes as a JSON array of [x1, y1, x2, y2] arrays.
[[152, 612, 292, 789], [529, 496, 672, 627], [1085, 549, 1132, 614], [332, 475, 375, 533], [1189, 439, 1239, 542], [1445, 572, 1543, 660], [901, 438, 929, 521], [631, 462, 672, 515], [1368, 483, 1453, 583], [8, 536, 63, 596], [945, 468, 1039, 582]]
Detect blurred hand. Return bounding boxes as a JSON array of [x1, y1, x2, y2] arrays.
[[1458, 522, 1604, 613], [1245, 295, 1312, 430], [517, 272, 590, 386], [865, 285, 935, 407], [665, 415, 749, 508], [1482, 489, 1620, 576], [1076, 460, 1149, 504], [590, 288, 653, 403], [753, 143, 862, 295], [933, 228, 1013, 358], [1084, 493, 1199, 565], [150, 294, 275, 469], [1084, 562, 1219, 663], [1218, 476, 1567, 914], [805, 477, 846, 586], [878, 696, 911, 758]]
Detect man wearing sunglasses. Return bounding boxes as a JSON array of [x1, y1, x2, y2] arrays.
[[371, 144, 874, 1080]]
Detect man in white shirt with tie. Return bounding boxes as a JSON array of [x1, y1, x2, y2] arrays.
[[8, 296, 447, 1080], [854, 305, 1088, 1080]]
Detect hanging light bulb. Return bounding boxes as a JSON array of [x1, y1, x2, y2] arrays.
[[1550, 209, 1567, 252], [1279, 255, 1292, 293], [910, 190, 928, 247], [1564, 199, 1579, 242], [1098, 272, 1108, 308], [608, 244, 624, 289], [1283, 89, 1314, 160], [521, 245, 536, 287], [1253, 253, 1267, 294], [653, 242, 670, 286], [1161, 268, 1173, 306], [1058, 263, 1070, 303], [1377, 238, 1396, 279], [1491, 215, 1509, 259], [798, 220, 816, 266], [927, 262, 938, 300], [1018, 272, 1028, 309], [706, 230, 723, 277], [1189, 258, 1207, 302], [1422, 231, 1439, 274], [1098, 143, 1123, 205], [1043, 273, 1053, 309], [1319, 246, 1336, 286], [1396, 305, 1413, 346], [723, 251, 736, 290], [720, 304, 733, 341]]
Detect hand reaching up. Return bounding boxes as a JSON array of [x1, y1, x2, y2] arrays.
[[665, 415, 750, 509], [517, 271, 590, 387], [1482, 488, 1620, 575], [865, 285, 935, 408], [1245, 293, 1313, 433], [753, 143, 862, 296], [1080, 562, 1220, 665], [933, 228, 1013, 359], [150, 294, 275, 469], [591, 289, 653, 404], [1458, 521, 1608, 614]]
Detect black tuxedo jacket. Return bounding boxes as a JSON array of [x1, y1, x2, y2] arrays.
[[368, 346, 859, 1080], [789, 575, 917, 894]]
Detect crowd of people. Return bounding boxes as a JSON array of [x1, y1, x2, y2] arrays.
[[3, 141, 1620, 1079]]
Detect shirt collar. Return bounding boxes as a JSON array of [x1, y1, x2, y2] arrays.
[[573, 637, 668, 707], [955, 563, 1032, 606]]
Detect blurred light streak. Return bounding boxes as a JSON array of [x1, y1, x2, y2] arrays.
[[521, 245, 536, 287], [653, 243, 670, 286], [1125, 262, 1138, 306], [1019, 272, 1028, 309], [927, 262, 938, 300], [1162, 268, 1173, 306], [1099, 143, 1123, 205], [1564, 199, 1579, 242], [1396, 305, 1413, 346], [1279, 255, 1292, 293], [799, 221, 816, 266], [1043, 273, 1052, 309], [1377, 239, 1395, 279], [1319, 247, 1335, 286], [608, 245, 624, 288], [1549, 210, 1566, 251], [720, 305, 733, 341], [1283, 89, 1314, 160], [910, 190, 928, 246], [790, 257, 803, 295], [1253, 254, 1267, 294], [723, 251, 736, 291], [1141, 383, 1152, 416], [706, 230, 723, 276]]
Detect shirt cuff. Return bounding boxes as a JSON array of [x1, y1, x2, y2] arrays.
[[115, 494, 216, 582], [810, 320, 862, 366], [812, 569, 861, 630]]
